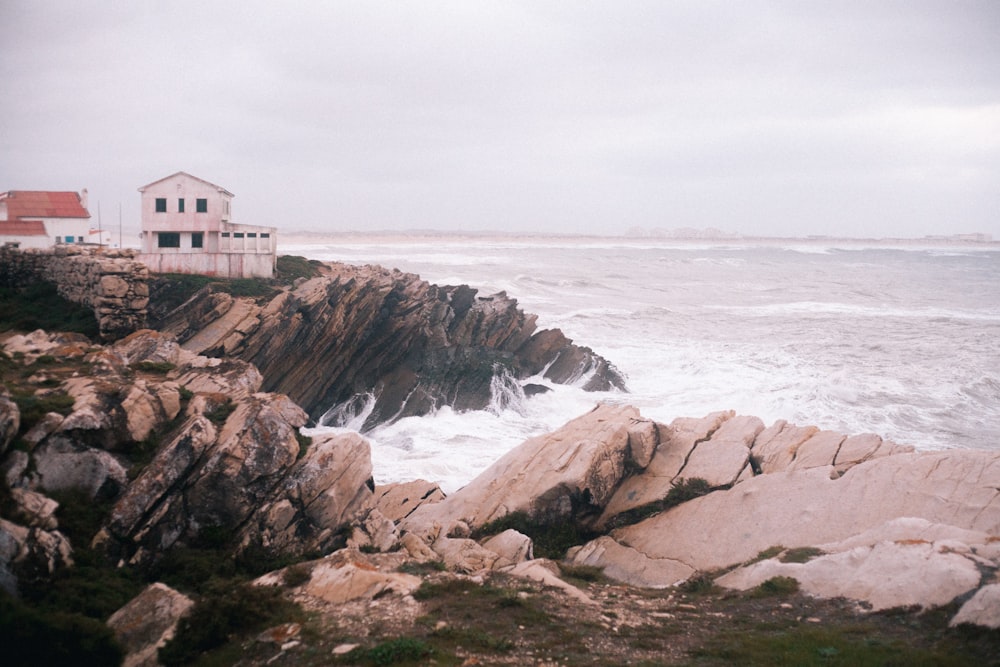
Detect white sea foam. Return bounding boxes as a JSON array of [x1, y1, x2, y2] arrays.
[[291, 240, 1000, 491]]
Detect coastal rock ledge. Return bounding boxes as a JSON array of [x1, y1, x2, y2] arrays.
[[150, 262, 626, 429], [398, 404, 1000, 627]]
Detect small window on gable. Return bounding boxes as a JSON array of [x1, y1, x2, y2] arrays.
[[158, 232, 180, 248], [191, 232, 204, 248], [155, 198, 167, 213], [196, 198, 208, 213], [178, 198, 185, 213]]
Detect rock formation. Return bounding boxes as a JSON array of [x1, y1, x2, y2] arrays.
[[149, 262, 625, 428]]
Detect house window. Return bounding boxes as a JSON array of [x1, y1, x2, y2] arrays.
[[55, 236, 62, 243], [178, 198, 185, 213], [157, 232, 181, 248], [260, 233, 270, 238], [155, 198, 167, 213], [65, 236, 74, 243], [247, 233, 257, 238], [221, 232, 230, 238], [234, 232, 245, 238], [191, 232, 204, 248], [196, 198, 208, 213]]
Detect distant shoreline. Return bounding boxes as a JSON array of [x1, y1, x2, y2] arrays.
[[277, 230, 999, 249]]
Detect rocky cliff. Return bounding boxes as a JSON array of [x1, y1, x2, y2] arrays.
[[149, 262, 625, 429]]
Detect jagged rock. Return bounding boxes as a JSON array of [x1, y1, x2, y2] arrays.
[[951, 585, 1000, 629], [260, 549, 421, 604], [0, 517, 73, 590], [107, 583, 194, 667], [8, 488, 60, 530], [110, 329, 182, 366], [22, 411, 63, 448], [402, 404, 641, 537], [749, 420, 819, 473], [347, 509, 398, 553], [150, 263, 626, 427], [673, 414, 763, 487], [483, 529, 534, 569], [1, 450, 29, 488], [239, 431, 374, 558], [373, 480, 445, 522], [432, 536, 500, 573], [0, 388, 18, 456], [598, 411, 731, 526]]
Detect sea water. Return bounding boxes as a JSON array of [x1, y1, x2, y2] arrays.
[[285, 239, 1000, 493]]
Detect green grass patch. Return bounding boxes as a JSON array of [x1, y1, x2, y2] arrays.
[[131, 360, 175, 374], [205, 399, 236, 426], [158, 581, 302, 666], [343, 637, 435, 666], [780, 546, 825, 563], [0, 283, 99, 338], [750, 576, 801, 598], [9, 389, 75, 432], [686, 623, 979, 667], [295, 430, 312, 459], [276, 254, 323, 282]]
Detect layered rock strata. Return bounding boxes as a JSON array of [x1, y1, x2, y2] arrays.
[[150, 262, 625, 428]]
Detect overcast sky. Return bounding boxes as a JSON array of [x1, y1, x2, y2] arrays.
[[2, 1, 998, 238]]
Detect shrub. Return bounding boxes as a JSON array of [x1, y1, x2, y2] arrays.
[[752, 576, 801, 597], [11, 389, 75, 432], [131, 360, 175, 374], [471, 510, 598, 560], [606, 477, 715, 529], [205, 399, 236, 426], [276, 254, 323, 282], [0, 283, 99, 338], [781, 546, 825, 563], [158, 582, 299, 666], [0, 591, 124, 667], [347, 637, 433, 666]]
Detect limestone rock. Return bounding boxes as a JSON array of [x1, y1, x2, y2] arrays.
[[373, 480, 445, 522], [483, 529, 534, 569], [432, 535, 500, 573], [566, 536, 694, 588], [107, 583, 194, 667], [583, 448, 1000, 583], [273, 550, 422, 604], [951, 585, 1000, 629], [749, 420, 818, 473], [402, 404, 640, 536], [507, 559, 595, 605]]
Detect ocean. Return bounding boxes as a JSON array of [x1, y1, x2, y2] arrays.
[[284, 238, 1000, 493]]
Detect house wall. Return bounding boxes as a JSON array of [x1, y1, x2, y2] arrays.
[[0, 233, 50, 249], [136, 251, 275, 279], [139, 173, 232, 252], [44, 218, 94, 244]]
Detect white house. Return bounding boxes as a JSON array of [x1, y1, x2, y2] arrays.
[[0, 190, 97, 248], [136, 172, 277, 279]]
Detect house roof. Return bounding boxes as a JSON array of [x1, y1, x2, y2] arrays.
[[0, 220, 48, 236], [1, 191, 90, 219], [137, 171, 234, 197]]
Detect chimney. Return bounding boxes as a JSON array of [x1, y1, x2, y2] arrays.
[[80, 188, 89, 209]]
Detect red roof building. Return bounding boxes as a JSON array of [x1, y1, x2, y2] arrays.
[[0, 189, 93, 249]]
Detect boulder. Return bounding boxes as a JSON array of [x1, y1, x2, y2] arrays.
[[483, 529, 534, 569], [951, 585, 1000, 629], [31, 435, 129, 499], [107, 583, 194, 667], [402, 404, 640, 536], [264, 550, 421, 604]]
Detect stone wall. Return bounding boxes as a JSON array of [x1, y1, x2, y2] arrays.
[[0, 245, 148, 340]]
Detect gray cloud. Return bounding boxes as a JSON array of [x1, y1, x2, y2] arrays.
[[2, 1, 998, 238]]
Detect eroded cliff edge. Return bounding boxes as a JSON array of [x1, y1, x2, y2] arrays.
[[149, 261, 625, 429]]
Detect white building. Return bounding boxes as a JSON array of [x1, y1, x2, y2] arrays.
[[137, 172, 277, 279], [0, 190, 97, 248]]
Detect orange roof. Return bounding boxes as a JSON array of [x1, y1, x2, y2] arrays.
[[0, 220, 48, 236], [1, 191, 90, 219]]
